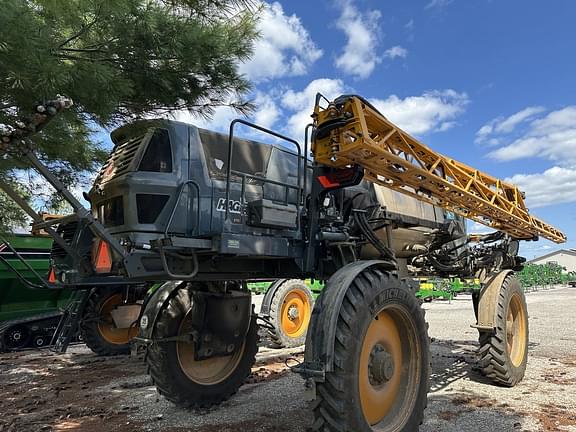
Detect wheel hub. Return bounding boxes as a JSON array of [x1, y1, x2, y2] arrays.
[[177, 310, 245, 385], [280, 289, 311, 338], [287, 305, 300, 320], [368, 344, 395, 386]]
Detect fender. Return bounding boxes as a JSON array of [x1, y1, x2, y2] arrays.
[[259, 279, 288, 315], [303, 260, 394, 376], [137, 280, 187, 341], [474, 269, 514, 332]]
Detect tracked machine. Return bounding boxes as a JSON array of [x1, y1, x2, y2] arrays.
[[0, 94, 565, 431], [0, 234, 72, 351], [0, 233, 144, 354]]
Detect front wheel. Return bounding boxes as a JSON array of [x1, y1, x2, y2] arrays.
[[312, 268, 430, 431], [146, 289, 259, 408]]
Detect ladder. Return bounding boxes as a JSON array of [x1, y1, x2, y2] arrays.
[[50, 289, 91, 353]]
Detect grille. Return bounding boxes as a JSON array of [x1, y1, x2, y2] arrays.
[[50, 221, 78, 258], [95, 134, 145, 184]]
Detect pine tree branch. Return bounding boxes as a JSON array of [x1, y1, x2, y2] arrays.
[[58, 17, 99, 48], [52, 53, 122, 64], [58, 47, 109, 54]]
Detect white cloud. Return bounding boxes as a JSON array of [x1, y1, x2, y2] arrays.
[[506, 166, 576, 208], [475, 106, 546, 145], [238, 2, 322, 82], [468, 221, 495, 235], [425, 0, 454, 9], [172, 105, 237, 131], [488, 106, 576, 163], [253, 92, 280, 129], [172, 78, 346, 142], [383, 46, 408, 60], [282, 78, 347, 140], [496, 106, 546, 133], [481, 105, 576, 209], [369, 89, 469, 135], [171, 93, 281, 142], [172, 84, 468, 147], [334, 0, 382, 79]]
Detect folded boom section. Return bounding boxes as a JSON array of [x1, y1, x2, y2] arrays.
[[312, 95, 566, 244]]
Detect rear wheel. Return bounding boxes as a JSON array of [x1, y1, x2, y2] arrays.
[[146, 289, 259, 408], [312, 268, 429, 431], [478, 275, 528, 386], [81, 289, 139, 356], [266, 279, 313, 348]]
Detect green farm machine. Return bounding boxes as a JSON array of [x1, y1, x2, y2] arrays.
[[0, 234, 142, 354], [416, 277, 481, 302], [0, 234, 70, 351], [0, 95, 566, 431]]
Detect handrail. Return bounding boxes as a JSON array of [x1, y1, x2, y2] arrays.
[[225, 119, 303, 224]]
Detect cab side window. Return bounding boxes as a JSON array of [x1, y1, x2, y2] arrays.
[[199, 130, 271, 180], [139, 129, 173, 173]]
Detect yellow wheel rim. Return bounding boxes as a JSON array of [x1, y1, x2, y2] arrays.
[[280, 289, 312, 338], [358, 304, 422, 428], [97, 294, 139, 345], [506, 292, 527, 367], [177, 310, 245, 385], [359, 310, 403, 425]]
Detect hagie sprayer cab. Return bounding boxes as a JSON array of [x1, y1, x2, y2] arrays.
[[0, 95, 565, 431]]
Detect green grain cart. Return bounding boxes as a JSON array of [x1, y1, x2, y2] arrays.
[[0, 234, 141, 355], [0, 234, 74, 351]]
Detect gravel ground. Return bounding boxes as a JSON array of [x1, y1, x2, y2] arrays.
[[422, 287, 576, 432], [1, 286, 575, 432]]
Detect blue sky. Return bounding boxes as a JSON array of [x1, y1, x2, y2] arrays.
[[102, 0, 576, 259]]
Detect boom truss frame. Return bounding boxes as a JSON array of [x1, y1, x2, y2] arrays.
[[311, 95, 566, 244]]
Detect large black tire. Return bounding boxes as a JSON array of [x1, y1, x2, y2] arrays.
[[266, 279, 314, 348], [81, 288, 138, 356], [312, 268, 430, 432], [478, 275, 528, 386], [146, 289, 259, 408]]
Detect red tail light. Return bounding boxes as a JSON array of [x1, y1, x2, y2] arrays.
[[93, 240, 113, 273]]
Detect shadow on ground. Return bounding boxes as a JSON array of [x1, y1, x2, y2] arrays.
[[430, 338, 493, 392]]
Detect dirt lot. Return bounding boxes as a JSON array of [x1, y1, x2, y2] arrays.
[[1, 287, 575, 432]]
